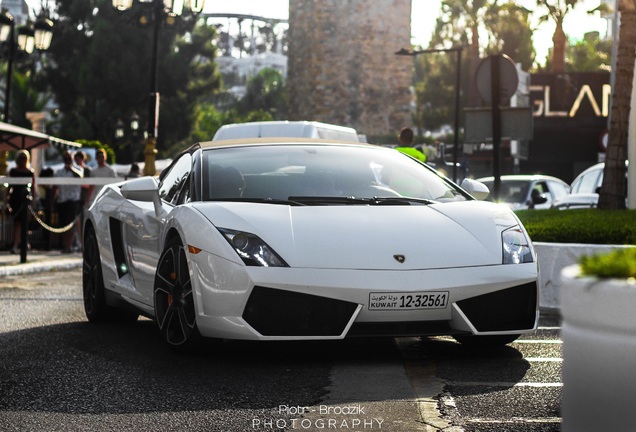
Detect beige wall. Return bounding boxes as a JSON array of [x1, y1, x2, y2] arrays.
[[287, 0, 413, 137]]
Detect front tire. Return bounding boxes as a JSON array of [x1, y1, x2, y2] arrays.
[[83, 226, 138, 323], [154, 236, 201, 352]]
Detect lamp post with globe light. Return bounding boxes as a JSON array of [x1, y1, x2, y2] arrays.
[[111, 0, 205, 176]]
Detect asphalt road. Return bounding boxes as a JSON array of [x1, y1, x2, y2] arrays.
[[0, 269, 562, 432]]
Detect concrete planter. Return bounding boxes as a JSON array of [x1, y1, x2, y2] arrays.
[[534, 242, 636, 310], [560, 265, 636, 432]]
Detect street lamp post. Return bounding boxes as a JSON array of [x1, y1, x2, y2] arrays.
[[0, 8, 53, 176], [395, 46, 464, 183], [112, 0, 206, 176]]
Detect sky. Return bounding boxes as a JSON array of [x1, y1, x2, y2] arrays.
[[202, 0, 612, 65]]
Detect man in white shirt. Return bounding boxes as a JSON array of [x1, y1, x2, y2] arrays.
[[91, 148, 117, 200]]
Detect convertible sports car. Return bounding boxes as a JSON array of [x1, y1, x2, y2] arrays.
[[82, 138, 539, 351]]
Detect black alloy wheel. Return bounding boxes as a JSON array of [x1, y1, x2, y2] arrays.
[[154, 236, 201, 351]]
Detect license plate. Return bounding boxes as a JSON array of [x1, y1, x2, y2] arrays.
[[368, 291, 449, 310]]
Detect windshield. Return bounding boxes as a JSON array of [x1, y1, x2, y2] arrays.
[[201, 144, 470, 204], [480, 180, 531, 204]]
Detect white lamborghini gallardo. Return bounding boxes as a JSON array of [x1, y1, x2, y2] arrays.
[[82, 138, 539, 351]]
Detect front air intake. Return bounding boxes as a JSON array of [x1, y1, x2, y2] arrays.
[[243, 287, 358, 337], [456, 282, 538, 332]]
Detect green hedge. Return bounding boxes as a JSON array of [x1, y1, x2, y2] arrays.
[[515, 209, 636, 245]]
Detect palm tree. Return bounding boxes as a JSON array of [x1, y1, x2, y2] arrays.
[[535, 0, 580, 73], [438, 0, 502, 106], [598, 0, 636, 209]]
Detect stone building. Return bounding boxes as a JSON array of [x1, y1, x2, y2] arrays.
[[287, 0, 412, 137]]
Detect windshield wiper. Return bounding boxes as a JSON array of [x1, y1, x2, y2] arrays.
[[210, 197, 307, 206], [288, 196, 371, 205], [371, 197, 436, 205], [287, 196, 435, 205]]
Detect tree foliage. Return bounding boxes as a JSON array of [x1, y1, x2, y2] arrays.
[[181, 67, 286, 152], [42, 0, 220, 161], [565, 32, 612, 72], [534, 0, 581, 73], [236, 67, 286, 119], [435, 0, 505, 106], [2, 65, 51, 129], [412, 52, 458, 133], [484, 3, 535, 71], [534, 0, 610, 73], [413, 0, 534, 132]]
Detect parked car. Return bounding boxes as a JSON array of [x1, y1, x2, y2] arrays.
[[213, 120, 361, 142], [476, 175, 570, 210], [551, 162, 628, 209], [83, 137, 539, 352]]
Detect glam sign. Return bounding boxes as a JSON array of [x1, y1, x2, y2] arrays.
[[529, 73, 611, 119]]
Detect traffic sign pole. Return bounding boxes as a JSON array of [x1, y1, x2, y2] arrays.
[[491, 54, 502, 201]]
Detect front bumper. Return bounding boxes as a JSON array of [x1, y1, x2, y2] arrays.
[[188, 253, 539, 340]]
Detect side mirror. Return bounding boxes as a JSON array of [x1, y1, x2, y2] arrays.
[[121, 176, 165, 217], [461, 178, 490, 200], [532, 193, 548, 205]]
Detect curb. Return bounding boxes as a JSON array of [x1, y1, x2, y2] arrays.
[[0, 258, 82, 277]]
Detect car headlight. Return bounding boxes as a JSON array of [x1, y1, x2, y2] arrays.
[[502, 226, 533, 264], [218, 228, 288, 267]]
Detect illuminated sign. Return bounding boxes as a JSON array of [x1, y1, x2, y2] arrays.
[[530, 84, 611, 118]]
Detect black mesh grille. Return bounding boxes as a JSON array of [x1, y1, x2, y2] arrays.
[[243, 287, 358, 337], [456, 282, 538, 332]]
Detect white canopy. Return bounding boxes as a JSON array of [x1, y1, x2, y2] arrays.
[[0, 121, 80, 152]]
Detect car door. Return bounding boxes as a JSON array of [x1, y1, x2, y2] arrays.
[[547, 179, 569, 201], [118, 153, 193, 306]]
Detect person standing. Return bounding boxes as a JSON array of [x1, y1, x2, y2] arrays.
[[73, 150, 93, 248], [6, 150, 35, 254], [74, 151, 94, 206], [54, 151, 82, 253], [91, 148, 117, 200], [125, 163, 141, 180], [395, 127, 427, 163]]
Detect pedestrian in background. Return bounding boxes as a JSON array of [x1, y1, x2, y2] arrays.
[[73, 150, 93, 248], [395, 127, 427, 163], [91, 148, 117, 200], [74, 150, 94, 206], [125, 163, 140, 180], [6, 150, 35, 254], [54, 151, 82, 253]]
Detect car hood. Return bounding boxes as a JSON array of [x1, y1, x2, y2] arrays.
[[193, 201, 521, 270]]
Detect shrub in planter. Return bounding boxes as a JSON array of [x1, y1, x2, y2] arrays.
[[579, 247, 636, 278], [560, 247, 636, 432]]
